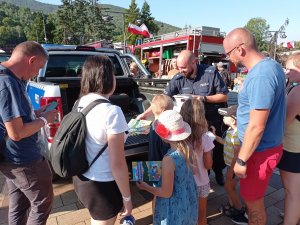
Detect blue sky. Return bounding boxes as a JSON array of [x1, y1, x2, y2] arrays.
[[38, 0, 300, 43]]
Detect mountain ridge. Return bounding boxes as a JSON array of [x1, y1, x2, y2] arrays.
[[0, 0, 180, 35]]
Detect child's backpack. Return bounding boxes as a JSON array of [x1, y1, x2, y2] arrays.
[[50, 98, 109, 178]]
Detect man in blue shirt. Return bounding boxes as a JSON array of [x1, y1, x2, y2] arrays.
[[223, 28, 286, 224], [0, 41, 58, 225], [139, 50, 229, 185]]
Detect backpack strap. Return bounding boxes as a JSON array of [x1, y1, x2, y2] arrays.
[[79, 98, 110, 168], [88, 143, 108, 168], [80, 98, 110, 115]]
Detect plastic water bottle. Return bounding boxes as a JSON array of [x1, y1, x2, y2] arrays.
[[122, 215, 135, 225]]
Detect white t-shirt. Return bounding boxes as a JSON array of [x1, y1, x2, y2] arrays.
[[193, 133, 214, 187], [78, 93, 128, 181]]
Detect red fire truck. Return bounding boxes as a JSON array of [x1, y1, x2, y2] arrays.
[[134, 26, 237, 79]]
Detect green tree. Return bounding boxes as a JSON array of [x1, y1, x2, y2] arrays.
[[125, 0, 140, 45], [85, 1, 115, 42], [55, 0, 75, 44], [140, 1, 159, 36], [244, 17, 270, 51]]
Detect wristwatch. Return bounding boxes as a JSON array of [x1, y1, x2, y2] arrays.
[[236, 158, 247, 166]]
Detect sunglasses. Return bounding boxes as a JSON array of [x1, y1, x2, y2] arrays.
[[226, 43, 245, 58]]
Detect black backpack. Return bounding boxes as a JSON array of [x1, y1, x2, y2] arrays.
[[50, 98, 110, 178]]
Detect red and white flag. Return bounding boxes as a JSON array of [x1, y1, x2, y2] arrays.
[[282, 41, 295, 49], [128, 23, 152, 38]]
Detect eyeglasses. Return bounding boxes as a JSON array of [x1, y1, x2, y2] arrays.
[[226, 43, 245, 58]]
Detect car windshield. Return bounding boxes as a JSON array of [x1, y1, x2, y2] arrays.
[[45, 54, 124, 77]]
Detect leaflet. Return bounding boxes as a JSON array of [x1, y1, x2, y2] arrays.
[[132, 161, 162, 182]]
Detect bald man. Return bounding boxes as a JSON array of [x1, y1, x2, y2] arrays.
[[0, 41, 58, 225], [223, 28, 286, 225], [139, 50, 229, 185]]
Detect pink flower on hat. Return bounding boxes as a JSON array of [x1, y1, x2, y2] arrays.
[[153, 110, 191, 141], [156, 123, 170, 139]]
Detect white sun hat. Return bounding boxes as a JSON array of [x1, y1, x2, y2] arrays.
[[153, 110, 191, 141]]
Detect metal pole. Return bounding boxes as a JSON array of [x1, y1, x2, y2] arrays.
[[274, 32, 278, 60], [123, 14, 126, 52], [41, 13, 47, 43]]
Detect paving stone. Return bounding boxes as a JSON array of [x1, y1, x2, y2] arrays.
[[74, 222, 85, 225], [266, 205, 283, 225], [136, 201, 152, 212], [209, 213, 233, 225], [56, 208, 90, 225], [0, 206, 8, 224], [265, 185, 277, 196], [49, 203, 79, 218], [269, 173, 283, 189], [46, 217, 58, 225], [265, 194, 280, 208], [60, 190, 79, 206], [52, 196, 63, 209], [53, 180, 74, 196], [207, 194, 227, 215], [274, 199, 284, 211], [0, 194, 5, 208], [268, 188, 285, 202], [0, 166, 292, 225]]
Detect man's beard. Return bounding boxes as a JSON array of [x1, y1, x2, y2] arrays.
[[235, 60, 244, 68], [185, 68, 195, 78]]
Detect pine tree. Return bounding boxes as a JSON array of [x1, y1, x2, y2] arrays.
[[125, 0, 140, 45], [140, 1, 158, 35]]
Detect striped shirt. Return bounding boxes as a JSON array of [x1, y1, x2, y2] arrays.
[[223, 128, 240, 166]]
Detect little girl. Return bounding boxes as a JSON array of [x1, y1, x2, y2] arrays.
[[136, 110, 198, 225], [180, 98, 214, 225]]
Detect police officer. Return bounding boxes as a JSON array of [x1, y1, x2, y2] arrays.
[[138, 50, 228, 185]]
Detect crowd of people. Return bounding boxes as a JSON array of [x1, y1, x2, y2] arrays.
[[0, 26, 299, 225]]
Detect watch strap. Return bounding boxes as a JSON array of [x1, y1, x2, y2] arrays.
[[236, 158, 247, 166]]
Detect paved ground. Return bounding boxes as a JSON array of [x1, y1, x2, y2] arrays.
[[0, 167, 285, 225]]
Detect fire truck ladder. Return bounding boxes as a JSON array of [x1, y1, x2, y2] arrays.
[[143, 26, 225, 43]]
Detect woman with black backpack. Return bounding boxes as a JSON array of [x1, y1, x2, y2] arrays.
[[73, 55, 132, 225]]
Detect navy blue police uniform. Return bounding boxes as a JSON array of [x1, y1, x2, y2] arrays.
[[164, 64, 228, 179]]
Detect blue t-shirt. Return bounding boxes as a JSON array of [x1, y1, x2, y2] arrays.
[[0, 66, 42, 164], [237, 58, 286, 151], [164, 64, 228, 121]]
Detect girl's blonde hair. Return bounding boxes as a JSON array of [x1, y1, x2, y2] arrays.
[[179, 98, 207, 172], [180, 98, 208, 151], [151, 94, 174, 114], [175, 139, 194, 169]]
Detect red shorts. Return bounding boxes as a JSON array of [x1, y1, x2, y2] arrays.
[[240, 145, 283, 201]]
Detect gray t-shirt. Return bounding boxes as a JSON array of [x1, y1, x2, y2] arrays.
[[0, 66, 42, 164]]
